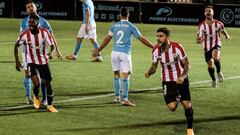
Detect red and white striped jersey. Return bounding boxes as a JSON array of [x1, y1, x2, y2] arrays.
[[16, 28, 54, 65], [197, 19, 224, 52], [152, 42, 187, 82]]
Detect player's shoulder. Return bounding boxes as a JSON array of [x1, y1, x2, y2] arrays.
[[152, 44, 160, 53], [39, 16, 48, 23], [21, 16, 29, 24], [171, 41, 183, 48], [40, 27, 50, 33], [198, 20, 205, 27], [20, 29, 30, 37], [214, 19, 224, 25]]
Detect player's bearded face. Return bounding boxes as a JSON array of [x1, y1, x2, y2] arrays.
[[205, 8, 214, 20], [29, 18, 39, 34], [26, 3, 37, 15], [157, 32, 167, 47]]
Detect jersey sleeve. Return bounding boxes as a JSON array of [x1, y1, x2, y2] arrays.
[[197, 24, 204, 38], [16, 32, 26, 45], [131, 24, 141, 39], [42, 18, 53, 33], [108, 26, 114, 37], [218, 21, 225, 31], [152, 45, 159, 63], [83, 3, 90, 12], [176, 44, 187, 60], [44, 30, 54, 46]]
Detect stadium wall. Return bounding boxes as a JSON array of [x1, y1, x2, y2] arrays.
[[0, 0, 239, 27]]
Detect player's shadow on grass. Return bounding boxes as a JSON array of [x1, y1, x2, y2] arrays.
[[0, 110, 46, 117], [56, 91, 113, 97], [190, 85, 211, 91], [58, 115, 240, 132], [56, 102, 120, 109], [0, 61, 15, 63]]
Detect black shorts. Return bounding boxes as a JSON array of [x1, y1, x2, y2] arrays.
[[27, 63, 52, 81], [204, 45, 221, 62], [162, 77, 191, 104]]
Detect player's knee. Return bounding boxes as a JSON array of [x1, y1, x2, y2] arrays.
[[213, 58, 220, 62], [77, 37, 83, 43], [168, 103, 177, 111], [182, 101, 192, 109]]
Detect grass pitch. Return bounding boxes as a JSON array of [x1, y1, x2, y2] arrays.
[[0, 18, 239, 135]]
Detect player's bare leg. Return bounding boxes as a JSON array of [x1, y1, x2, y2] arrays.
[[66, 37, 83, 60], [90, 38, 103, 62], [207, 59, 217, 87], [31, 75, 41, 109], [121, 72, 135, 106], [167, 101, 178, 111], [113, 71, 121, 103], [212, 49, 224, 82]]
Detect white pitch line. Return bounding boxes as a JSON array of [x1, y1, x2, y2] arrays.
[[1, 76, 240, 111]]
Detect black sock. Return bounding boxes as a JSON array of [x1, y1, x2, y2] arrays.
[[208, 67, 216, 81], [46, 82, 53, 105], [47, 95, 53, 105], [185, 107, 193, 129], [33, 85, 39, 97], [214, 60, 221, 73]]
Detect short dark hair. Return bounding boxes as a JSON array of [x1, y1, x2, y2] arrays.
[[205, 5, 213, 10], [120, 7, 129, 17], [157, 27, 170, 37], [25, 0, 34, 5], [29, 14, 39, 22]]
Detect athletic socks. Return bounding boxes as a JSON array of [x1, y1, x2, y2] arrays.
[[185, 107, 193, 129], [114, 78, 120, 97], [93, 42, 99, 49], [73, 42, 82, 56], [214, 60, 221, 73], [208, 67, 216, 81], [23, 77, 31, 97], [122, 78, 129, 100]]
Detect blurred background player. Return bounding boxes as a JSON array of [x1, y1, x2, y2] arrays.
[[15, 15, 59, 112], [20, 0, 62, 105], [197, 5, 230, 88], [145, 27, 194, 135], [93, 7, 153, 106], [66, 0, 103, 62]]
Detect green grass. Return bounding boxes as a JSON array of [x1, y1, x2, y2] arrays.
[[0, 18, 240, 135]]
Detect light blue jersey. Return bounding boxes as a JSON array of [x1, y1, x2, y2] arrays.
[[20, 15, 52, 33], [109, 20, 141, 54], [20, 15, 52, 52], [82, 0, 95, 25]]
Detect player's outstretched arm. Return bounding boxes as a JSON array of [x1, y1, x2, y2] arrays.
[[14, 43, 22, 72], [92, 35, 112, 57], [51, 34, 63, 60], [139, 36, 154, 49], [176, 57, 190, 84], [221, 29, 231, 42]]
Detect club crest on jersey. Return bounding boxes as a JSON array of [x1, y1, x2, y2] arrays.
[[173, 53, 179, 62]]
